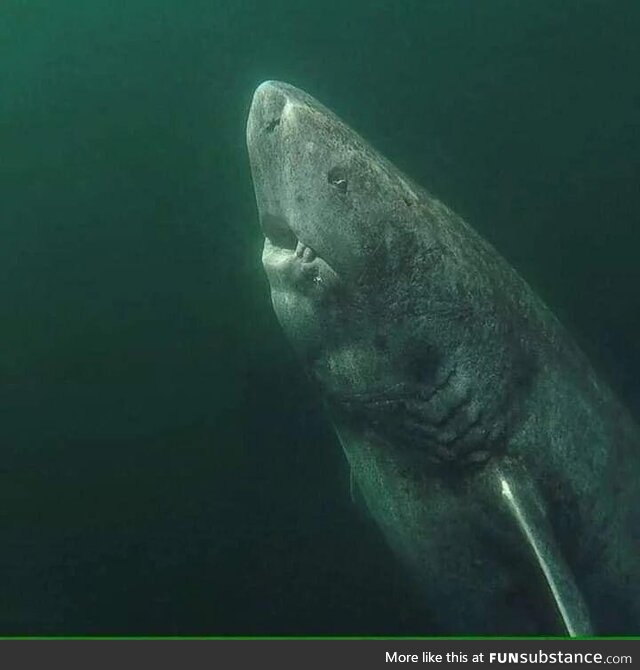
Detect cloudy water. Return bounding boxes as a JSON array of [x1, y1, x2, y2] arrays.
[[1, 1, 639, 634]]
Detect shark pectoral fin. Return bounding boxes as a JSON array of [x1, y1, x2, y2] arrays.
[[350, 465, 357, 505], [348, 462, 370, 513], [495, 464, 593, 637], [330, 419, 364, 509]]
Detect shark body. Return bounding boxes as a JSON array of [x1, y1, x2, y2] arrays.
[[246, 80, 640, 634]]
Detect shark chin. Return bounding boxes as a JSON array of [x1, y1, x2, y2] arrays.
[[246, 80, 640, 635]]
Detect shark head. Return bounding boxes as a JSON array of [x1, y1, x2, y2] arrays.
[[247, 80, 534, 469], [248, 82, 443, 392]]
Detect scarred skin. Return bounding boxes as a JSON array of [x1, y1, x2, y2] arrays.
[[246, 81, 640, 634]]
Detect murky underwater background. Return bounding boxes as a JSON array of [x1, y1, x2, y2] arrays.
[[1, 0, 639, 634]]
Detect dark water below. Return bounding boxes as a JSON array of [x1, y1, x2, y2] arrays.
[[1, 1, 639, 634]]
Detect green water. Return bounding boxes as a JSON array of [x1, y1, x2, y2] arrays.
[[1, 1, 638, 634]]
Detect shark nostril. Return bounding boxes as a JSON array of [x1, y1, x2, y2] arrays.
[[261, 213, 297, 250], [265, 117, 281, 132]]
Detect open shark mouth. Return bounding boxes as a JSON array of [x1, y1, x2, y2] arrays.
[[260, 210, 340, 292], [260, 213, 298, 251], [261, 212, 318, 266], [260, 212, 318, 264]]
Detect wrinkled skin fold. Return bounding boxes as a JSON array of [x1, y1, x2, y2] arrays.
[[246, 80, 640, 634]]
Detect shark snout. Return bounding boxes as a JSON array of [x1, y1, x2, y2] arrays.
[[248, 81, 288, 138], [247, 80, 311, 146], [247, 81, 316, 257], [247, 80, 357, 285]]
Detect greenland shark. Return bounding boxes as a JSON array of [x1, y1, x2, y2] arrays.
[[246, 80, 640, 635]]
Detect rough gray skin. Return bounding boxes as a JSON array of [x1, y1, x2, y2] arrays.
[[246, 80, 640, 634]]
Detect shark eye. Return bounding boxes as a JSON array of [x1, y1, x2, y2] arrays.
[[327, 166, 348, 194]]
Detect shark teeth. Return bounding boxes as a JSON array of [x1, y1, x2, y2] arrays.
[[295, 241, 316, 263]]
